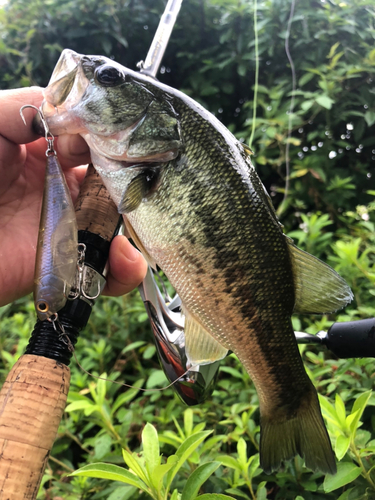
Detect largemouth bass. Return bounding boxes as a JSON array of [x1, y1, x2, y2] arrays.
[[38, 49, 353, 474]]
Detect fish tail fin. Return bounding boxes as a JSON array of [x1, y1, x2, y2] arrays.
[[259, 387, 336, 475]]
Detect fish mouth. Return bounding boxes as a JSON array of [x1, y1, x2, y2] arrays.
[[34, 49, 88, 136]]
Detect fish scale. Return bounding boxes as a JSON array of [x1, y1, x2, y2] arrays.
[[40, 49, 354, 474]]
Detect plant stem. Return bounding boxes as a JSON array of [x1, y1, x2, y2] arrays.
[[351, 441, 375, 490]]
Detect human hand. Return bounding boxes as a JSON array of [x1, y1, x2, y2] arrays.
[[0, 87, 147, 307]]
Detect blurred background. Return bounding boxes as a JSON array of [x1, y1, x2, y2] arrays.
[[0, 0, 375, 498]]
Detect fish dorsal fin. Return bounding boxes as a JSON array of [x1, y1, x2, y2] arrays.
[[286, 238, 353, 314], [124, 218, 157, 270], [184, 309, 228, 368]]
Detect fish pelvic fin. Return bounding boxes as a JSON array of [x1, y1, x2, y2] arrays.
[[183, 309, 228, 368], [259, 385, 337, 475]]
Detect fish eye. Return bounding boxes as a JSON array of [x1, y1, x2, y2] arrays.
[[95, 65, 125, 87]]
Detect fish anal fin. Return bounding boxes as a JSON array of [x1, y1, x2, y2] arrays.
[[287, 238, 353, 314], [124, 218, 157, 270], [260, 385, 337, 475], [184, 310, 228, 368]]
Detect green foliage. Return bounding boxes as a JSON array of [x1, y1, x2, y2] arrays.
[[0, 0, 375, 499]]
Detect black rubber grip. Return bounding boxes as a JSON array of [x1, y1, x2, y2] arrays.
[[325, 318, 375, 358]]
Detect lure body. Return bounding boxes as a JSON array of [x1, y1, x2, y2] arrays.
[[34, 154, 78, 320]]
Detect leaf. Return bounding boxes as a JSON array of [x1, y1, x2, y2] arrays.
[[327, 42, 340, 59], [256, 481, 267, 500], [349, 391, 372, 435], [151, 462, 176, 492], [196, 495, 236, 500], [122, 449, 148, 485], [111, 379, 144, 414], [301, 100, 314, 111], [237, 438, 248, 468], [142, 423, 160, 477], [64, 400, 96, 413], [364, 110, 375, 127], [335, 394, 347, 426], [216, 455, 242, 472], [107, 485, 137, 500], [184, 408, 194, 437], [316, 95, 334, 109], [165, 431, 212, 491], [181, 462, 221, 500], [323, 462, 362, 492], [94, 434, 112, 460], [70, 463, 149, 493], [335, 435, 350, 460]]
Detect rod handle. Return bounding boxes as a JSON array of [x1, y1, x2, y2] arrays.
[[325, 318, 375, 358], [0, 355, 70, 498]]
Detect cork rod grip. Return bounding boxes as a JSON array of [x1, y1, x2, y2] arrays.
[[75, 164, 120, 238], [0, 356, 70, 499]]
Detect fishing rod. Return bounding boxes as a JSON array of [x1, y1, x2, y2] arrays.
[[0, 1, 184, 498]]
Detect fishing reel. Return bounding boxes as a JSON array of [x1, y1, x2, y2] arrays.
[[139, 266, 375, 406]]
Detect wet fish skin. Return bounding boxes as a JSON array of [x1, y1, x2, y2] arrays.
[[34, 154, 78, 321], [39, 50, 354, 473]]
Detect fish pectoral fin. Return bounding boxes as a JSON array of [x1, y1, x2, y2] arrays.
[[124, 218, 157, 270], [286, 238, 353, 314], [184, 310, 228, 368], [119, 168, 160, 214]]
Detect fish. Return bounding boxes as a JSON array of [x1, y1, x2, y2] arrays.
[[38, 49, 354, 474], [34, 151, 78, 321]]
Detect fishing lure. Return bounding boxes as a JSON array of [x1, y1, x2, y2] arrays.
[[21, 105, 78, 322]]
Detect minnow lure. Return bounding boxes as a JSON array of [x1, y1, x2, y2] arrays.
[[21, 105, 78, 321]]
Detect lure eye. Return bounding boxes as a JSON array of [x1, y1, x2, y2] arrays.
[[95, 65, 125, 87], [37, 302, 49, 313]]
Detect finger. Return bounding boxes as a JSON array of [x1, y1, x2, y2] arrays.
[[0, 87, 43, 145], [55, 134, 91, 169], [103, 235, 148, 296]]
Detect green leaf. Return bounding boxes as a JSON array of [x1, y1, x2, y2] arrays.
[[316, 95, 334, 109], [237, 438, 247, 468], [323, 462, 362, 492], [216, 455, 242, 472], [142, 423, 160, 477], [349, 391, 372, 434], [335, 394, 347, 426], [121, 341, 146, 354], [196, 495, 235, 500], [256, 481, 267, 500], [301, 100, 314, 111], [364, 110, 375, 127], [122, 449, 148, 485], [94, 434, 112, 460], [111, 379, 144, 414], [335, 435, 350, 460], [64, 400, 95, 413], [151, 462, 176, 492], [184, 408, 194, 437], [181, 462, 221, 500], [170, 490, 179, 500], [165, 431, 212, 491], [70, 463, 149, 493], [107, 485, 137, 500]]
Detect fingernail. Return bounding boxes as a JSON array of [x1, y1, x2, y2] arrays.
[[124, 240, 140, 262]]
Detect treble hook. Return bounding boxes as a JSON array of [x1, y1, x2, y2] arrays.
[[19, 104, 55, 156]]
